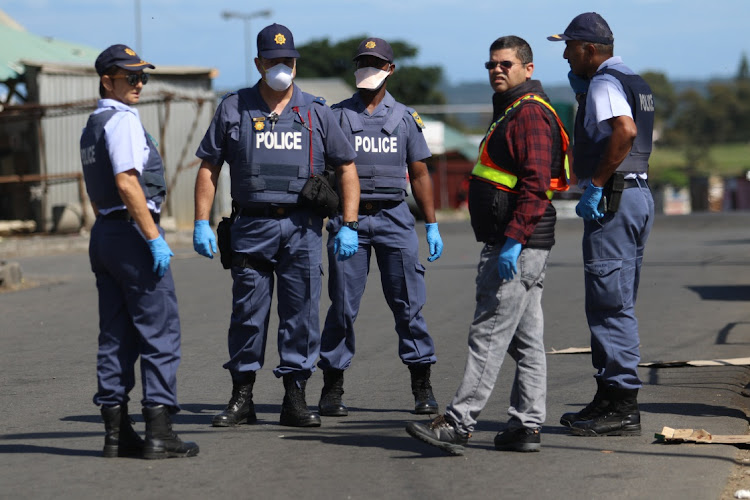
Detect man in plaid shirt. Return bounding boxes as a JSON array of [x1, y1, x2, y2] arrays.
[[406, 35, 567, 455]]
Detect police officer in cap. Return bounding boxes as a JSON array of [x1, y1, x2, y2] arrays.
[[81, 44, 198, 459], [193, 23, 360, 427], [549, 12, 655, 436], [316, 37, 443, 418]]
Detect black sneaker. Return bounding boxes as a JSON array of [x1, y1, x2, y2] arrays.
[[494, 427, 541, 452], [405, 415, 469, 456]]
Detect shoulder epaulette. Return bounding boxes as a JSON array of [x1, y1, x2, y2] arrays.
[[220, 91, 237, 102], [410, 110, 425, 129], [313, 96, 326, 105]]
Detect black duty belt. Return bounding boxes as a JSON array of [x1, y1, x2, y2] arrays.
[[100, 209, 160, 224], [238, 205, 298, 219], [358, 200, 401, 215], [623, 178, 648, 189]]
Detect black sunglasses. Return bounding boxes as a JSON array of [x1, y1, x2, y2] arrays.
[[484, 60, 522, 70], [110, 73, 149, 86]]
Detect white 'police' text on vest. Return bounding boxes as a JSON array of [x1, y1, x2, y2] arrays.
[[355, 136, 398, 153], [639, 93, 654, 112], [81, 145, 96, 166], [255, 131, 303, 150]]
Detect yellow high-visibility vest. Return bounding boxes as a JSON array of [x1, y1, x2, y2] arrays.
[[471, 94, 570, 200]]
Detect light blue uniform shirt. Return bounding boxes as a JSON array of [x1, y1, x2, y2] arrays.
[[92, 99, 160, 213], [582, 56, 646, 182]]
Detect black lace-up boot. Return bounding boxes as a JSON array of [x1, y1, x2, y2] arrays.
[[142, 405, 199, 459], [318, 369, 348, 417], [560, 378, 610, 427], [409, 364, 438, 414], [280, 375, 321, 427], [101, 403, 144, 458], [571, 388, 641, 436], [212, 371, 257, 427]]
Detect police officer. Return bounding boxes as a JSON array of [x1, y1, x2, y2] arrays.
[[317, 37, 443, 418], [81, 44, 198, 459], [406, 35, 569, 455], [549, 13, 655, 436], [192, 24, 360, 428]]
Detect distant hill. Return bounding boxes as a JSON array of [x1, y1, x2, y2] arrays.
[[438, 78, 722, 131]]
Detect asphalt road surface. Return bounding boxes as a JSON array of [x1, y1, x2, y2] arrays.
[[2, 212, 749, 499]]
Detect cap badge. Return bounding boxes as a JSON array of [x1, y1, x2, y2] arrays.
[[365, 41, 376, 49], [274, 33, 287, 46], [124, 47, 136, 56]]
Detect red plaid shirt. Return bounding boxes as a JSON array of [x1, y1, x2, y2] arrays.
[[486, 95, 555, 244]]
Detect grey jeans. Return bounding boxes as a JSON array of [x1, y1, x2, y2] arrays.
[[445, 244, 549, 434]]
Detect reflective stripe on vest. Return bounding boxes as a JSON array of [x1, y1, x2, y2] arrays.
[[471, 94, 570, 200]]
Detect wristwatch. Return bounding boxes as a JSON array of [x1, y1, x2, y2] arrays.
[[343, 221, 359, 231]]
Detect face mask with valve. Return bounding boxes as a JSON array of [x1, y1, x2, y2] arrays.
[[354, 67, 390, 90], [263, 63, 294, 91]]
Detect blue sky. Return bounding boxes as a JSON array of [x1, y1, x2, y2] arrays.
[[4, 0, 748, 92]]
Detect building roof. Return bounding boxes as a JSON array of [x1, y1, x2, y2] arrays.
[[0, 20, 99, 81]]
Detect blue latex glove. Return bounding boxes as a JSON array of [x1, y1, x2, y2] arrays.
[[425, 222, 443, 262], [333, 225, 358, 261], [576, 184, 605, 220], [147, 235, 174, 278], [497, 237, 522, 281], [568, 70, 590, 95], [193, 219, 217, 258]]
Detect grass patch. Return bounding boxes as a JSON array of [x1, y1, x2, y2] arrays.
[[649, 142, 750, 187]]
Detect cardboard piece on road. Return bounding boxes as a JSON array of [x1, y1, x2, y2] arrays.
[[655, 426, 750, 445], [639, 357, 750, 368], [546, 347, 592, 354]]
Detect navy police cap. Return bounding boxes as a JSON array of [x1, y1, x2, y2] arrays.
[[547, 12, 614, 45], [353, 38, 393, 63], [95, 44, 155, 76], [257, 23, 300, 59]]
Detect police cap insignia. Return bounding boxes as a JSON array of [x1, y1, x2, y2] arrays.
[[365, 41, 376, 49], [124, 47, 136, 56], [411, 111, 425, 129], [274, 33, 287, 46]]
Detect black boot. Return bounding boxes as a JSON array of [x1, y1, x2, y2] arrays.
[[101, 404, 144, 458], [560, 378, 610, 427], [280, 374, 321, 427], [212, 371, 257, 427], [409, 364, 438, 414], [318, 369, 348, 417], [571, 388, 641, 436], [142, 405, 200, 459]]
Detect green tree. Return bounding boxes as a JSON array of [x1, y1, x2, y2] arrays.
[[642, 71, 677, 126], [737, 52, 749, 81], [296, 36, 445, 106]]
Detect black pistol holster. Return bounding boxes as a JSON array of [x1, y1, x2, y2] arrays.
[[216, 206, 237, 270], [601, 172, 625, 214]]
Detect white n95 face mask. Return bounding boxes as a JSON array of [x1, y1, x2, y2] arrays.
[[354, 67, 390, 90], [264, 63, 294, 91]]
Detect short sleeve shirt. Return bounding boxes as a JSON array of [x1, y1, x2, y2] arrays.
[[584, 56, 634, 141], [93, 99, 158, 213]]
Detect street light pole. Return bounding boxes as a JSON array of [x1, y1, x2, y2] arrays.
[[221, 9, 272, 87]]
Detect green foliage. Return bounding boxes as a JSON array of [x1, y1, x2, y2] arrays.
[[649, 143, 750, 187], [295, 35, 445, 106]]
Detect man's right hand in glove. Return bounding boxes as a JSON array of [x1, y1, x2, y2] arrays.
[[193, 219, 217, 258], [576, 184, 605, 220], [333, 226, 358, 261]]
